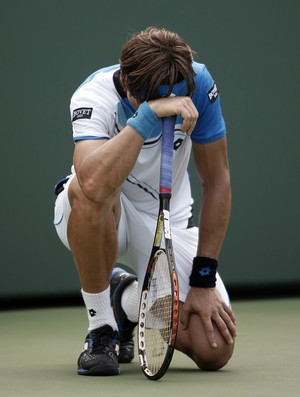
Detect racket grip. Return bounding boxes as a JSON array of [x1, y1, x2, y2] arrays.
[[160, 116, 176, 194]]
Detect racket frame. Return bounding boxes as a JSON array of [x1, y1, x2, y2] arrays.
[[138, 117, 179, 380]]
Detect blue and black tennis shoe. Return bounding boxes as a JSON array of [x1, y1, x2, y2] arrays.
[[77, 267, 137, 375], [77, 325, 120, 376]]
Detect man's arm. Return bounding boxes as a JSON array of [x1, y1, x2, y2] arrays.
[[73, 126, 144, 203], [181, 136, 237, 348], [193, 136, 231, 259], [73, 96, 198, 203]]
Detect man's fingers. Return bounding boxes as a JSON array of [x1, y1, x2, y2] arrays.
[[177, 98, 198, 134], [203, 307, 237, 347], [212, 310, 237, 345], [222, 305, 238, 336], [149, 96, 198, 134], [221, 311, 237, 338], [202, 316, 218, 348], [224, 304, 237, 326]]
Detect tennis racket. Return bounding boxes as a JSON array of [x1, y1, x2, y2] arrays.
[[138, 116, 179, 380]]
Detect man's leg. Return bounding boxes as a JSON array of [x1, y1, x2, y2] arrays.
[[67, 176, 120, 294], [175, 299, 235, 371], [67, 176, 121, 375]]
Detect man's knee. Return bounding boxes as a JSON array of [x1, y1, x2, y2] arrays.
[[192, 343, 234, 371], [176, 310, 235, 371], [68, 177, 121, 222]]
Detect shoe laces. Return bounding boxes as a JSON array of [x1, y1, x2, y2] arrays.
[[90, 326, 119, 355]]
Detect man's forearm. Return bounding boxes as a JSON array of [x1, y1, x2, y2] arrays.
[[197, 180, 231, 259], [75, 126, 144, 202]]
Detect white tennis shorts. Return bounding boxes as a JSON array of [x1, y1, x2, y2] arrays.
[[53, 176, 230, 305]]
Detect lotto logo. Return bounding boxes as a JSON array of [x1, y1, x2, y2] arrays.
[[89, 309, 97, 317]]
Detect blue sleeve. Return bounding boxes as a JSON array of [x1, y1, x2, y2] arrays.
[[191, 63, 226, 144]]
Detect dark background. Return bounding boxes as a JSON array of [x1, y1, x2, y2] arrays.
[[1, 0, 299, 304]]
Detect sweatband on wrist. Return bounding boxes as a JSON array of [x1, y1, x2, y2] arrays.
[[127, 101, 161, 140], [189, 256, 218, 288]]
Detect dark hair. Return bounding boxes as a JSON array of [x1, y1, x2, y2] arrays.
[[120, 27, 196, 102]]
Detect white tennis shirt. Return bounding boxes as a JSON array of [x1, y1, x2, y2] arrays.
[[69, 63, 226, 227]]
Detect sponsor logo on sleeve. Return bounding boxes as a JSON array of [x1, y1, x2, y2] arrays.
[[72, 107, 93, 121], [207, 83, 219, 104]]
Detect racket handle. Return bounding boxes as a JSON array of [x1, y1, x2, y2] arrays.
[[160, 116, 176, 194]]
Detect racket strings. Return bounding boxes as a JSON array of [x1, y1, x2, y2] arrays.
[[143, 251, 173, 374]]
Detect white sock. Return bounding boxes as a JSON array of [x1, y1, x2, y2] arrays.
[[81, 288, 118, 332], [121, 280, 139, 323]]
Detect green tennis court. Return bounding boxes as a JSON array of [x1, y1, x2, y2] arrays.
[[1, 298, 299, 397]]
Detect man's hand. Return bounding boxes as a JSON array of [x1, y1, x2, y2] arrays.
[[148, 96, 198, 134], [180, 287, 237, 348]]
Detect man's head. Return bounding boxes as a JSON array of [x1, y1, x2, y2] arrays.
[[120, 27, 196, 103]]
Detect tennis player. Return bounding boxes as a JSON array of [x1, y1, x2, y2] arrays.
[[53, 27, 237, 376]]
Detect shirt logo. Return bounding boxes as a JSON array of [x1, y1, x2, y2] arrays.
[[207, 83, 219, 104], [72, 107, 93, 121]]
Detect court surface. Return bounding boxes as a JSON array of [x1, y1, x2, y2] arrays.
[[1, 298, 299, 397]]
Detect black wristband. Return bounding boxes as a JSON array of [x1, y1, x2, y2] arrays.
[[189, 256, 218, 288]]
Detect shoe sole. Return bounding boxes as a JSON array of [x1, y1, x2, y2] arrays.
[[78, 365, 120, 376]]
